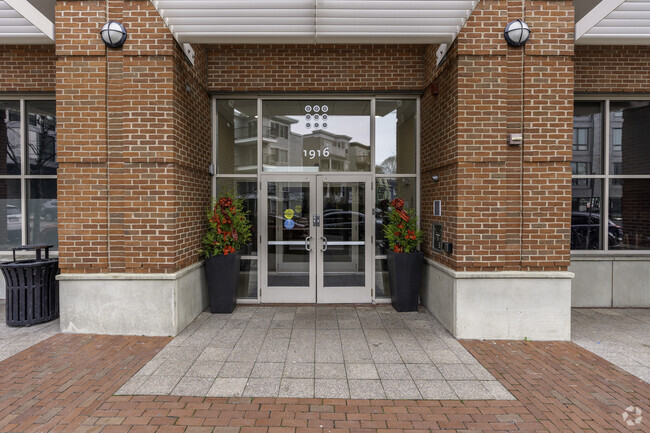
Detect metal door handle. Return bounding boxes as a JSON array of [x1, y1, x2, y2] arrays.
[[305, 236, 311, 251], [321, 236, 328, 252]]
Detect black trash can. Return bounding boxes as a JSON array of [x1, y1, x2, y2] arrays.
[[1, 244, 59, 327]]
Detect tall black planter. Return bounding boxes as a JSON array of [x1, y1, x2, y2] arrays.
[[205, 251, 241, 314], [386, 249, 424, 312]]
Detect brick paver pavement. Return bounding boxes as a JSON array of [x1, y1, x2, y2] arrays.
[[0, 333, 648, 432]]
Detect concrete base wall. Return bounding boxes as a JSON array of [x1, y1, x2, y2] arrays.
[[570, 255, 650, 307], [422, 259, 573, 341], [58, 262, 208, 336]]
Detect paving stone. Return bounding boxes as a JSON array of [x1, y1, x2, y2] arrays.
[[207, 378, 247, 397], [250, 362, 284, 378], [482, 380, 516, 400], [218, 362, 254, 378], [376, 363, 410, 380], [171, 376, 214, 397], [381, 379, 422, 399], [438, 363, 475, 380], [415, 380, 458, 400], [137, 375, 182, 395], [314, 379, 350, 398], [315, 363, 346, 379], [186, 360, 223, 378], [345, 363, 378, 379], [448, 380, 494, 400], [283, 361, 314, 378], [406, 363, 443, 380], [348, 379, 386, 399], [242, 378, 281, 397], [278, 378, 314, 398]]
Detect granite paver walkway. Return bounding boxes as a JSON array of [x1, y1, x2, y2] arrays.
[[117, 306, 512, 400], [0, 300, 60, 362], [572, 308, 650, 383]]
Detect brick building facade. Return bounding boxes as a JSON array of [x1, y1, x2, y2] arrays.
[[1, 0, 648, 339]]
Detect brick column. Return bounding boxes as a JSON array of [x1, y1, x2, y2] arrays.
[[421, 0, 574, 340], [56, 0, 211, 336]]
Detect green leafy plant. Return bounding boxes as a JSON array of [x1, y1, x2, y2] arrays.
[[200, 193, 252, 258], [382, 198, 423, 253]]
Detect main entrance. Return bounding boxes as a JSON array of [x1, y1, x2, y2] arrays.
[[260, 174, 372, 303]]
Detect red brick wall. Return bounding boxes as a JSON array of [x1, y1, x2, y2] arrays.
[[207, 45, 424, 92], [422, 0, 573, 272], [56, 0, 211, 274], [575, 46, 650, 93], [0, 45, 55, 93]]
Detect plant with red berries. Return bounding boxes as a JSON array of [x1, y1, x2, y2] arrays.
[[200, 193, 252, 258], [382, 198, 422, 253]]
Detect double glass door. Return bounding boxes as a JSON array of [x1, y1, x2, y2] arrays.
[[261, 175, 372, 303]]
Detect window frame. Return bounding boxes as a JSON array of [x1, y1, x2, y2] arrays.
[[0, 95, 57, 253], [573, 95, 650, 255], [211, 95, 421, 300]]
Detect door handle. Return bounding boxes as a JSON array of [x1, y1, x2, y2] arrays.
[[321, 236, 328, 252], [305, 236, 311, 251]]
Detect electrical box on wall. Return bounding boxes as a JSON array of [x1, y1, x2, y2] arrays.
[[434, 200, 441, 217], [433, 223, 442, 252]]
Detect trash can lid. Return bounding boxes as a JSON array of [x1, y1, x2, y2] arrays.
[[12, 244, 54, 251]]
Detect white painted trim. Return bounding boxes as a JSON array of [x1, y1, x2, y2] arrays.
[[5, 0, 54, 42], [424, 258, 574, 279], [149, 0, 195, 65], [575, 0, 624, 41], [57, 260, 204, 281]]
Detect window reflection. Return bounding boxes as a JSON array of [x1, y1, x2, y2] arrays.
[[217, 100, 257, 174], [572, 101, 603, 175], [0, 179, 21, 250], [610, 101, 650, 175], [609, 179, 650, 250], [375, 100, 416, 174], [0, 101, 21, 175], [27, 101, 57, 175], [262, 100, 371, 172], [571, 179, 602, 250], [28, 179, 58, 248]]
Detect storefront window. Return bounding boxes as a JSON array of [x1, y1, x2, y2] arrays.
[[216, 100, 257, 174], [609, 179, 650, 250], [0, 101, 21, 175], [375, 99, 416, 174], [0, 99, 57, 251], [261, 100, 371, 172], [572, 99, 650, 251], [216, 177, 258, 298]]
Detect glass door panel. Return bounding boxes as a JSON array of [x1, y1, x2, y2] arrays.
[[317, 176, 372, 303], [261, 177, 316, 302]]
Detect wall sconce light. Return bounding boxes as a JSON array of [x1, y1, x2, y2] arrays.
[[504, 19, 531, 47], [100, 21, 127, 48], [431, 175, 439, 183]]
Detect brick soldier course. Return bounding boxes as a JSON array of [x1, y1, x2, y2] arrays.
[[0, 329, 647, 432]]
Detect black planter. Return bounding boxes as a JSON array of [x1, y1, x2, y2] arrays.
[[386, 249, 424, 312], [205, 251, 241, 314]]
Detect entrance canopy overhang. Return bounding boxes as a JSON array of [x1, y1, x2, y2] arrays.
[[576, 0, 650, 45], [151, 0, 479, 44], [0, 0, 54, 44]]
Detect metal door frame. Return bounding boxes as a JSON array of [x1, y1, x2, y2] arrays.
[[260, 173, 372, 303], [260, 174, 317, 303], [316, 174, 373, 303]]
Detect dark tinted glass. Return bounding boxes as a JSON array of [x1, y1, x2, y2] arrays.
[[0, 101, 21, 175], [571, 179, 602, 250], [27, 100, 57, 175], [572, 101, 603, 175], [609, 101, 650, 175]]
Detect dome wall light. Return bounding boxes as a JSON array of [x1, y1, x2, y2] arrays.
[[100, 21, 127, 48], [504, 19, 531, 47]]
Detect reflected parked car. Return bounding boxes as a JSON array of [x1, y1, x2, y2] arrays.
[[40, 199, 57, 222], [571, 211, 623, 249]]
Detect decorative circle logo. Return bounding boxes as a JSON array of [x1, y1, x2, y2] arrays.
[[622, 406, 643, 427], [305, 105, 312, 112], [313, 105, 320, 112]]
